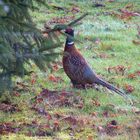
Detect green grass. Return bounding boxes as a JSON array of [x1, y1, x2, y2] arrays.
[[1, 0, 140, 139]]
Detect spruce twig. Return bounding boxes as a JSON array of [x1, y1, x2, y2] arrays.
[[44, 13, 88, 33]]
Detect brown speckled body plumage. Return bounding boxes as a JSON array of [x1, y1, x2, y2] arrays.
[[63, 44, 97, 87]]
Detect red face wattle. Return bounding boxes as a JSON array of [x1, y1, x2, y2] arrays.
[[65, 28, 74, 36]]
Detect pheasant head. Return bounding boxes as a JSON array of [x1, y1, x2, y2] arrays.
[[65, 27, 74, 46]]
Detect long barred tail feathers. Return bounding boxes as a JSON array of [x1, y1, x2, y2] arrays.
[[95, 77, 133, 105]]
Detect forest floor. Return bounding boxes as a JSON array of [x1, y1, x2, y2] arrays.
[[0, 0, 140, 139]]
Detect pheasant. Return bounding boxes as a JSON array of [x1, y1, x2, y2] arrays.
[[63, 27, 131, 102]]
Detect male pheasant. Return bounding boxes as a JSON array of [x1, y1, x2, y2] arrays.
[[63, 27, 130, 101]]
